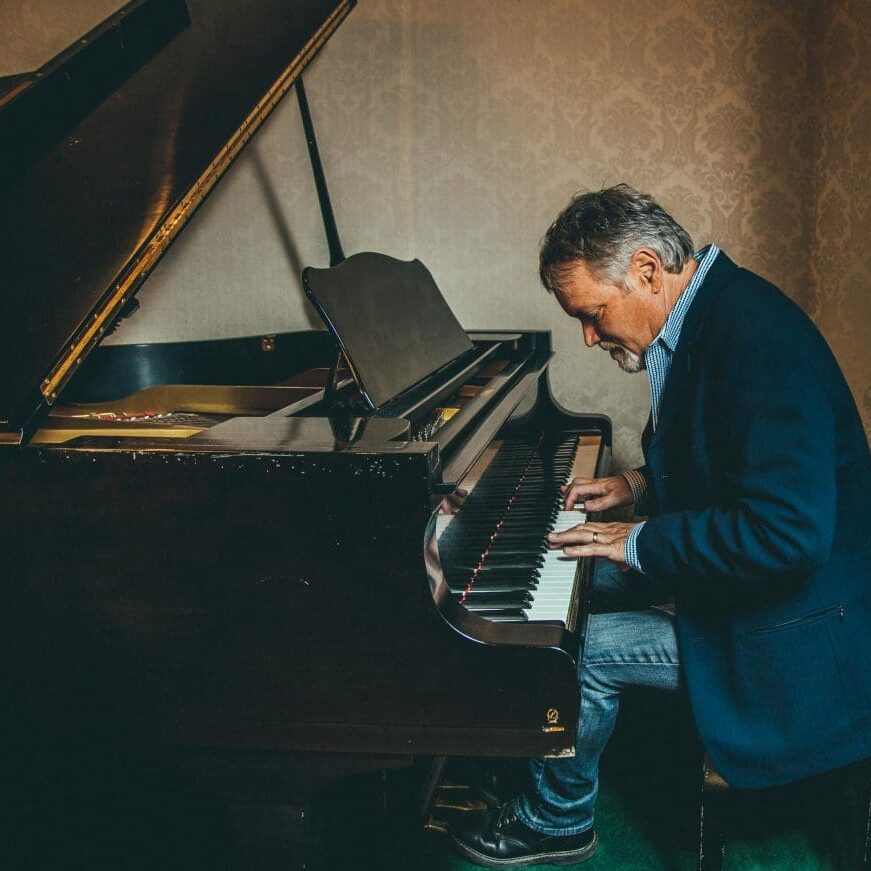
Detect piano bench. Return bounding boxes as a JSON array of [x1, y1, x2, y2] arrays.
[[697, 755, 871, 871]]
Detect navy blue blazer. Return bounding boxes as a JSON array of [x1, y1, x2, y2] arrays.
[[635, 250, 871, 788]]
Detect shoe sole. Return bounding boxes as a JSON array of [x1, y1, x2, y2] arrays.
[[451, 830, 598, 867]]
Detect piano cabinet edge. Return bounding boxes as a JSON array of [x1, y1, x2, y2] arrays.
[[239, 720, 579, 759], [536, 374, 614, 449], [0, 441, 580, 757]]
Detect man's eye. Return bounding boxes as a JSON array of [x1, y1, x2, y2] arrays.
[[576, 308, 602, 326]]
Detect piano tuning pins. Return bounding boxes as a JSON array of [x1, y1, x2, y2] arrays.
[[411, 408, 447, 442]]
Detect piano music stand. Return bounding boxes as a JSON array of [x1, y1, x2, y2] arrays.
[[303, 252, 473, 411]]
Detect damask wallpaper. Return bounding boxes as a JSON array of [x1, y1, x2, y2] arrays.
[[5, 1, 868, 466], [0, 0, 125, 74], [810, 0, 871, 447]]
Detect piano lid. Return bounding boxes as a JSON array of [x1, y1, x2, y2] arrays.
[[0, 0, 355, 435]]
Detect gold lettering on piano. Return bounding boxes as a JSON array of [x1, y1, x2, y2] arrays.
[[543, 706, 566, 733]]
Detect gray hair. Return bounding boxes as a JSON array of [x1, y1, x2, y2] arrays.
[[539, 184, 694, 293]]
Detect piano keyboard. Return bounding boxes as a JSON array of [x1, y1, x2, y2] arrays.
[[436, 431, 593, 626]]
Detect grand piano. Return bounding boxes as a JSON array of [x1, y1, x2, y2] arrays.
[[0, 0, 611, 863]]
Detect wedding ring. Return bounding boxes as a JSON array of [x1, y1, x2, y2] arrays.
[[592, 532, 599, 544]]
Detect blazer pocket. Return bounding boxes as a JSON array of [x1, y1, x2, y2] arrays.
[[735, 604, 850, 748], [748, 604, 844, 636]]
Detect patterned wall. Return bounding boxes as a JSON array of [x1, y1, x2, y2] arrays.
[[810, 0, 871, 443], [0, 0, 125, 74], [7, 1, 867, 465]]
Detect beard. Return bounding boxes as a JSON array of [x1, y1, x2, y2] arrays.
[[599, 341, 645, 373]]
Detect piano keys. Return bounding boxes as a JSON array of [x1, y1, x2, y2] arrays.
[[436, 431, 598, 626]]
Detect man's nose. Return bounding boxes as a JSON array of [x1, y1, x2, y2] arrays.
[[582, 322, 600, 347]]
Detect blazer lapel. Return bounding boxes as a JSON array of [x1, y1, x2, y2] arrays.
[[647, 251, 739, 453], [641, 413, 654, 454]]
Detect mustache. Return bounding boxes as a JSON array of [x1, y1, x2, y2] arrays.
[[598, 341, 645, 373]]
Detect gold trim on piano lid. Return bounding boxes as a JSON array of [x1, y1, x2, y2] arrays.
[[0, 77, 32, 108], [40, 0, 354, 405]]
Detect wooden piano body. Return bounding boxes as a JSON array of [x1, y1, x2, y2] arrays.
[[0, 0, 611, 857], [2, 322, 610, 755]]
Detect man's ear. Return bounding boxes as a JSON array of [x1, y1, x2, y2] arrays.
[[630, 248, 662, 292]]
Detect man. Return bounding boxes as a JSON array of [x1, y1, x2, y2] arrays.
[[452, 184, 871, 867]]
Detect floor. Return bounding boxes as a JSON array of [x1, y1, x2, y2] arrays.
[[317, 691, 868, 870], [4, 684, 865, 869]]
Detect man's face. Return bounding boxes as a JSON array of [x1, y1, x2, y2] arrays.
[[554, 260, 662, 372]]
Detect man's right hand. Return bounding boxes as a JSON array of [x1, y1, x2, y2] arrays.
[[562, 475, 634, 512]]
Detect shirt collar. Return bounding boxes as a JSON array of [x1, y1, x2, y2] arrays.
[[652, 244, 720, 353]]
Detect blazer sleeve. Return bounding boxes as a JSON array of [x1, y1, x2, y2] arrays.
[[635, 310, 837, 587]]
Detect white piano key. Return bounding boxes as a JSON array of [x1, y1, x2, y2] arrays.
[[435, 513, 453, 541]]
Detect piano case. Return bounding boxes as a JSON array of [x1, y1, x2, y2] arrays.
[[0, 0, 612, 863]]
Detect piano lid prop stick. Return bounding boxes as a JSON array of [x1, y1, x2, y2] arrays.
[[296, 76, 345, 266]]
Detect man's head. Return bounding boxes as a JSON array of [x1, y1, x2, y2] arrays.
[[540, 185, 695, 372]]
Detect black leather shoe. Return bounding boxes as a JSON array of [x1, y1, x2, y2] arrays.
[[452, 800, 598, 867]]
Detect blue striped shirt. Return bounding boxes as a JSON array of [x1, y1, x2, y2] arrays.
[[624, 244, 720, 572]]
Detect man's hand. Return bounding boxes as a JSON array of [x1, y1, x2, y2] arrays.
[[547, 521, 638, 571], [562, 474, 633, 512]]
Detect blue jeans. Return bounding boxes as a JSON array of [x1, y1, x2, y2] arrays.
[[516, 559, 683, 835]]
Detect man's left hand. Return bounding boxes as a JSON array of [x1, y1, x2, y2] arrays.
[[547, 521, 638, 571]]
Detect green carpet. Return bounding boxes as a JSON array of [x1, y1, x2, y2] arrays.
[[318, 691, 867, 870]]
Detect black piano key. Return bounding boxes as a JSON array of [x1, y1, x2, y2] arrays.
[[448, 582, 536, 594], [468, 609, 528, 621], [471, 566, 539, 579], [448, 556, 544, 571], [461, 593, 533, 610]]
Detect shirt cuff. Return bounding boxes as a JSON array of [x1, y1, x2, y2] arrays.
[[621, 468, 648, 506], [624, 521, 646, 573]]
